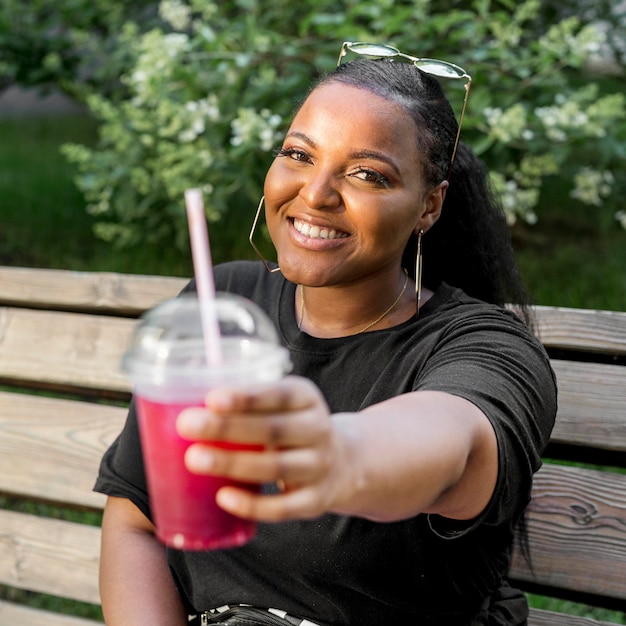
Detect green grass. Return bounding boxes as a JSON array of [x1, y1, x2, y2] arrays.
[[0, 115, 193, 276], [0, 584, 104, 621], [527, 595, 625, 623], [1, 113, 625, 624], [513, 195, 626, 312]]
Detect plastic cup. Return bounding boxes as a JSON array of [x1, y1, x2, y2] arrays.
[[121, 292, 291, 551]]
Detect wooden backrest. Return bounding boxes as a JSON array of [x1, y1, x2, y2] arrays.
[[510, 306, 626, 618], [0, 267, 186, 623], [0, 267, 186, 509]]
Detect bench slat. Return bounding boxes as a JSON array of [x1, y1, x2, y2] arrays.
[[0, 268, 623, 353], [0, 391, 125, 509], [551, 360, 626, 452], [534, 306, 626, 356], [528, 607, 617, 626], [0, 266, 186, 315], [0, 307, 133, 394], [510, 464, 626, 602], [0, 510, 101, 605], [0, 600, 102, 626]]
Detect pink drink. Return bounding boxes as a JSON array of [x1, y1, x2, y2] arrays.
[[122, 293, 290, 552], [136, 396, 260, 551]]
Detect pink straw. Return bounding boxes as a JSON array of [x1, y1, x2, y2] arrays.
[[184, 188, 223, 367]]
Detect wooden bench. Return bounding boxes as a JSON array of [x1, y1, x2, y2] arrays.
[[1, 265, 625, 626]]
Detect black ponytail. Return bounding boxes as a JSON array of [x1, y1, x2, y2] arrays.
[[408, 142, 532, 314]]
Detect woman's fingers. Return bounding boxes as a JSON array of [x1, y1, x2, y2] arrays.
[[176, 376, 330, 447], [215, 484, 330, 523], [178, 407, 326, 447], [208, 375, 324, 413], [184, 442, 331, 486]]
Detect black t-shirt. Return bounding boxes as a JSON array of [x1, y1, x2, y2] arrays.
[[95, 260, 557, 625]]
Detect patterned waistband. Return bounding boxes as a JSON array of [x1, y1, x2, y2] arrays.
[[200, 604, 322, 626]]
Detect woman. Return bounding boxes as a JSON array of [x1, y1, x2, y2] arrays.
[[95, 44, 557, 625]]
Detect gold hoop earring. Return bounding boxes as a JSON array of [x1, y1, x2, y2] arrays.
[[415, 229, 424, 318], [249, 196, 280, 273]]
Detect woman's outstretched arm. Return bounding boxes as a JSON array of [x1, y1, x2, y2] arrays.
[[177, 377, 498, 524]]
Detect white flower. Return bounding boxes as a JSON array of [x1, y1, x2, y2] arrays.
[[178, 129, 197, 143], [131, 70, 147, 84], [230, 107, 283, 151], [570, 168, 614, 206], [484, 104, 528, 143], [198, 151, 213, 168], [159, 0, 192, 31], [525, 211, 538, 225], [163, 33, 189, 58], [546, 128, 567, 142], [489, 171, 540, 225]]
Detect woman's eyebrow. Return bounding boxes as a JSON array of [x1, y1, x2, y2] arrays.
[[285, 131, 317, 147], [285, 132, 401, 176], [349, 149, 401, 176]]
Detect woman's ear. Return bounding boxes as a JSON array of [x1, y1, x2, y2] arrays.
[[416, 181, 448, 234]]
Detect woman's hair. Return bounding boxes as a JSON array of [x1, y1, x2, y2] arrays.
[[314, 59, 533, 320]]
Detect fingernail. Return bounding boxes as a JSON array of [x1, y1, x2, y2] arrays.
[[185, 445, 214, 473], [206, 389, 235, 411], [176, 408, 206, 436], [216, 488, 239, 511]]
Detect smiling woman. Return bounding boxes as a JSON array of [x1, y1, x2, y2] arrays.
[[94, 47, 557, 626]]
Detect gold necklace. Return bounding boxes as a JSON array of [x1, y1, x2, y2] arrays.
[[298, 270, 409, 336]]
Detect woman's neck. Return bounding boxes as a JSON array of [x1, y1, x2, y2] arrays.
[[295, 270, 422, 338]]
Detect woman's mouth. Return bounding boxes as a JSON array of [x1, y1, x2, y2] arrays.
[[293, 218, 349, 240]]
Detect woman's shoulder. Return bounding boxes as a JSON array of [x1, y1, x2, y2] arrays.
[[215, 259, 269, 283], [425, 282, 536, 339], [214, 260, 286, 302], [426, 282, 504, 317], [180, 260, 283, 296]]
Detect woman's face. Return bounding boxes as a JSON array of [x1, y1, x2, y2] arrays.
[[263, 82, 439, 287]]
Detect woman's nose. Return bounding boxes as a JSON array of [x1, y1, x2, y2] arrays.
[[298, 169, 341, 211]]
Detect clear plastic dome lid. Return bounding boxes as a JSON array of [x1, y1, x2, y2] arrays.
[[122, 292, 291, 388]]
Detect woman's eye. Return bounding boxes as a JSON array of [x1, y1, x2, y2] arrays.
[[351, 168, 391, 187], [276, 147, 311, 163]]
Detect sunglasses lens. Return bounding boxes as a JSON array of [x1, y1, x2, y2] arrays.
[[347, 42, 399, 58], [413, 60, 464, 79]]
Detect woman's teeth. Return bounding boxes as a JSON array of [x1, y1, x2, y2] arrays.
[[293, 218, 348, 240]]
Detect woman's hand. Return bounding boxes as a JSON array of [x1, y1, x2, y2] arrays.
[[176, 375, 348, 522]]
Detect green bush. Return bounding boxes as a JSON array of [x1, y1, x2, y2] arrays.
[[0, 0, 159, 98], [15, 0, 626, 256]]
